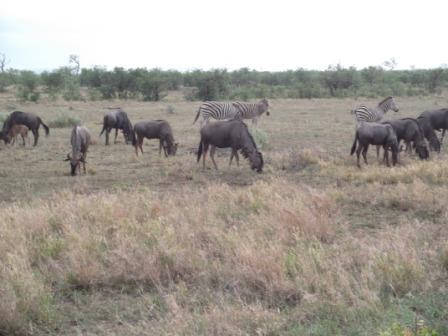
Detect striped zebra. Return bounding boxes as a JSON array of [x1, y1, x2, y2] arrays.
[[351, 96, 399, 124], [193, 101, 240, 127], [232, 98, 270, 126]]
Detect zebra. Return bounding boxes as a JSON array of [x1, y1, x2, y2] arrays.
[[193, 101, 240, 127], [351, 96, 399, 124], [232, 98, 270, 126]]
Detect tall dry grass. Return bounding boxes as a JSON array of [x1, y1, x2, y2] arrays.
[[1, 176, 447, 335]]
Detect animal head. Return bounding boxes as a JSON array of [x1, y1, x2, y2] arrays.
[[415, 143, 429, 160], [0, 131, 10, 144], [259, 98, 270, 116], [249, 150, 264, 173], [64, 153, 85, 176], [389, 96, 399, 112], [165, 141, 178, 156]]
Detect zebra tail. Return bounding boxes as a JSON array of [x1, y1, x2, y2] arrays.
[[197, 140, 203, 162], [350, 133, 358, 155], [193, 108, 201, 124]]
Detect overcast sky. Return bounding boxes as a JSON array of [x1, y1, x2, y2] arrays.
[[1, 0, 447, 72]]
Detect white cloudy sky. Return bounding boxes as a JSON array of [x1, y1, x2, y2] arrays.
[[1, 0, 447, 72]]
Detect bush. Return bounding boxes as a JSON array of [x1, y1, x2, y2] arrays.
[[48, 115, 81, 128], [16, 71, 40, 102], [250, 128, 269, 149]]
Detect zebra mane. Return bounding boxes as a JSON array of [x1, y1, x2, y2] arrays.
[[378, 96, 393, 106]]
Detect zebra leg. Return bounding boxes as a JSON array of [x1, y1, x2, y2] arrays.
[[210, 145, 218, 170], [252, 117, 258, 126]]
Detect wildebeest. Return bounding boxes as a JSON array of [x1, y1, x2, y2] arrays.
[[133, 120, 178, 157], [350, 122, 399, 168], [65, 126, 91, 176], [378, 118, 429, 160], [416, 116, 441, 152], [1, 111, 49, 146], [0, 124, 29, 146], [99, 108, 134, 145], [418, 108, 448, 145], [197, 119, 264, 173]]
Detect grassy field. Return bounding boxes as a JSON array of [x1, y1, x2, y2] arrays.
[[1, 90, 448, 335]]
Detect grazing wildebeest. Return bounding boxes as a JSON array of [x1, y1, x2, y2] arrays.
[[350, 122, 399, 168], [416, 116, 441, 153], [133, 120, 178, 157], [418, 108, 448, 145], [64, 126, 91, 176], [197, 120, 264, 173], [0, 124, 30, 146], [1, 111, 49, 146], [378, 118, 429, 160], [99, 108, 134, 145]]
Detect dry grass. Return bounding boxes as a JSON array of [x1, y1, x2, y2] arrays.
[[1, 91, 448, 335]]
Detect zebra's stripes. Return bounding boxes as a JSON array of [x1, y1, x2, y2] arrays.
[[232, 98, 270, 125], [351, 96, 399, 123], [193, 102, 240, 126]]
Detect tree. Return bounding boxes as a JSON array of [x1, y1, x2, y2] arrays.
[[0, 53, 9, 73]]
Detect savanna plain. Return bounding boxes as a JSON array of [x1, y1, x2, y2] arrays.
[[1, 90, 448, 335]]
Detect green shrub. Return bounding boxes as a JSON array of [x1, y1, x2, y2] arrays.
[[48, 115, 81, 128], [250, 128, 269, 149]]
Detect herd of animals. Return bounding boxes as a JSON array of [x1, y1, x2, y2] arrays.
[[0, 96, 447, 176]]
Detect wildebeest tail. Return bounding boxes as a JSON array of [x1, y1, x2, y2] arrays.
[[197, 140, 203, 162], [192, 108, 201, 124], [38, 117, 50, 136], [350, 133, 358, 155]]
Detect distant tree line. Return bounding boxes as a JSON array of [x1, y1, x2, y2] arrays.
[[0, 64, 447, 102]]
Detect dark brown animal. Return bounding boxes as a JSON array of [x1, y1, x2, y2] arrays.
[[133, 120, 178, 157], [64, 126, 91, 176], [0, 124, 29, 146], [197, 119, 263, 173], [350, 122, 399, 168], [99, 108, 134, 145], [1, 111, 49, 146]]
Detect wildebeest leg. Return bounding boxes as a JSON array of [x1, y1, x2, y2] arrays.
[[362, 145, 368, 165], [159, 140, 163, 156], [21, 134, 26, 146], [114, 128, 119, 144], [105, 129, 110, 145], [376, 145, 381, 161], [32, 129, 39, 146], [229, 149, 240, 167], [441, 129, 446, 144], [210, 145, 218, 170], [383, 145, 390, 167], [202, 143, 209, 170], [356, 144, 362, 168]]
